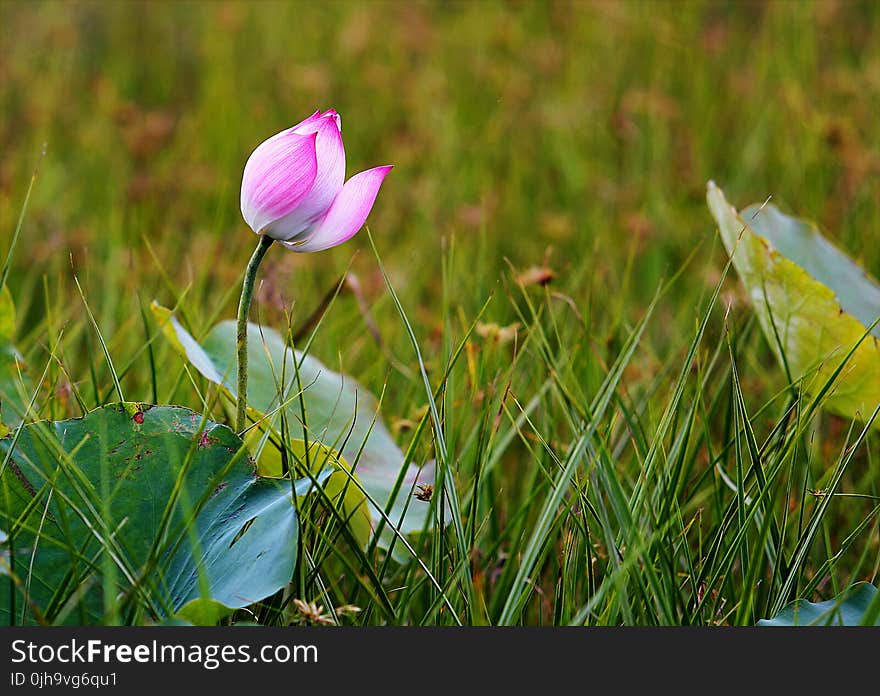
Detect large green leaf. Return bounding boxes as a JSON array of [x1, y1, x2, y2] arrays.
[[152, 303, 436, 544], [707, 182, 880, 428], [0, 403, 299, 625], [758, 583, 879, 626], [0, 286, 34, 430]]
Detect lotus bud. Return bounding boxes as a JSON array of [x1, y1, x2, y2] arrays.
[[241, 109, 392, 252]]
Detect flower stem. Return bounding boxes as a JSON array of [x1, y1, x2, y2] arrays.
[[236, 234, 274, 433]]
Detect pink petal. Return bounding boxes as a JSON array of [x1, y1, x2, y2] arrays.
[[289, 109, 323, 131], [268, 112, 346, 239], [281, 165, 392, 253], [240, 130, 318, 237], [323, 109, 342, 132], [292, 108, 341, 134]]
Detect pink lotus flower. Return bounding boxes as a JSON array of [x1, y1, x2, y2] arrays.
[[240, 109, 392, 252]]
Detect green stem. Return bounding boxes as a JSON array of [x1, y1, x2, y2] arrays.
[[236, 234, 274, 433]]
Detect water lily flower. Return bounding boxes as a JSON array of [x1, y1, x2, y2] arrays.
[[240, 109, 393, 252]]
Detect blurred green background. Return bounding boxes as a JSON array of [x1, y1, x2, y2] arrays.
[[2, 0, 878, 449], [3, 1, 877, 357]]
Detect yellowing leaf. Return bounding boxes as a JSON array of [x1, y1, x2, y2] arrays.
[[246, 433, 372, 549], [0, 286, 33, 428], [707, 182, 880, 428], [174, 598, 234, 626], [0, 286, 15, 342], [150, 301, 225, 384]]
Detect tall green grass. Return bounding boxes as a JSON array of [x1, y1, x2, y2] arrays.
[[1, 0, 877, 625]]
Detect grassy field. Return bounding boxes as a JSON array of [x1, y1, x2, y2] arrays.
[[1, 0, 879, 625]]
